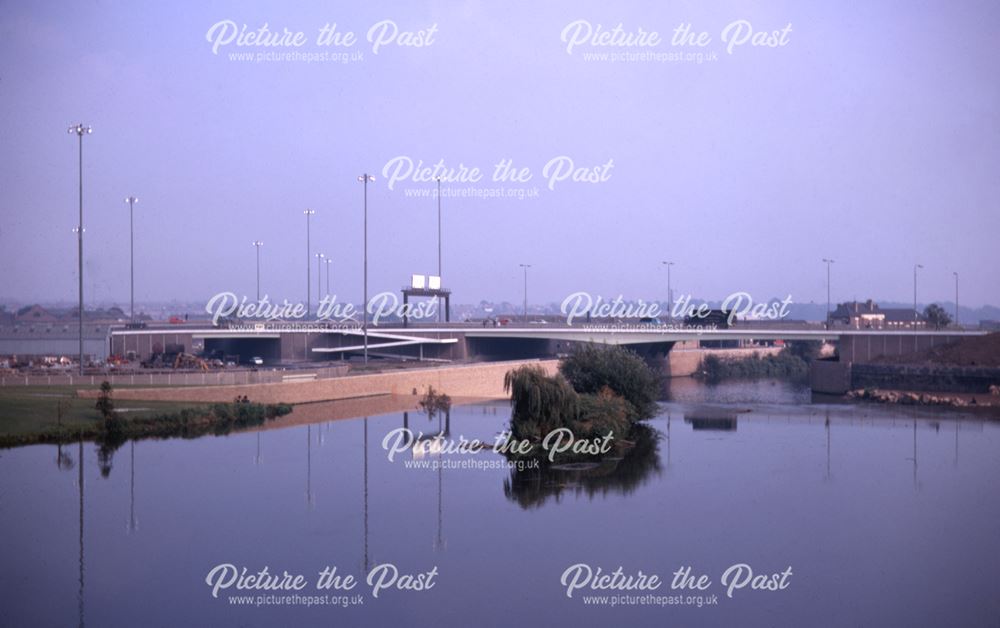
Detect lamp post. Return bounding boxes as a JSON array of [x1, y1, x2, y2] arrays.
[[913, 264, 923, 325], [436, 177, 443, 322], [358, 174, 375, 364], [325, 257, 333, 298], [822, 258, 835, 328], [953, 271, 959, 327], [68, 123, 92, 375], [124, 196, 139, 323], [252, 241, 264, 300], [315, 253, 325, 310], [303, 209, 315, 315], [519, 264, 531, 323], [661, 261, 674, 319]]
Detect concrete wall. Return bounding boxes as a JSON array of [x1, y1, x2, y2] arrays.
[[838, 333, 969, 363], [810, 359, 852, 394], [79, 359, 560, 404], [851, 364, 1000, 394]]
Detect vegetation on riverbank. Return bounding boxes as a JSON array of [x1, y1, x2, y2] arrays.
[[698, 343, 820, 382], [0, 381, 292, 448], [503, 345, 660, 460], [0, 385, 206, 439], [847, 386, 1000, 408]]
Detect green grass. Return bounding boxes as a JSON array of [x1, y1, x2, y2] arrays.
[[0, 385, 206, 438]]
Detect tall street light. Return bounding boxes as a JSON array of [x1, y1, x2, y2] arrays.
[[252, 241, 264, 300], [68, 123, 92, 375], [519, 264, 531, 323], [913, 264, 923, 325], [358, 174, 375, 364], [436, 177, 443, 322], [304, 209, 315, 315], [953, 271, 959, 327], [315, 253, 325, 311], [822, 258, 835, 328], [124, 196, 139, 322], [325, 257, 333, 298], [661, 261, 674, 319]]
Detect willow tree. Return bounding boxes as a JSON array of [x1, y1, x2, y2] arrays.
[[503, 365, 579, 441]]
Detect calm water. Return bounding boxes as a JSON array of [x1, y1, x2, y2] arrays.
[[1, 380, 999, 627]]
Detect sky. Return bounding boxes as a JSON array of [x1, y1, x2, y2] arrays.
[[1, 0, 998, 311]]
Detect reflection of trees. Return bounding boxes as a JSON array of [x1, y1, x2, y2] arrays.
[[95, 433, 126, 478], [503, 424, 661, 509], [55, 444, 75, 471]]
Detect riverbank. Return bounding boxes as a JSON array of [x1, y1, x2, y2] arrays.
[[846, 387, 1000, 410], [0, 395, 292, 448], [76, 359, 561, 404], [0, 385, 208, 443], [813, 333, 1000, 399]]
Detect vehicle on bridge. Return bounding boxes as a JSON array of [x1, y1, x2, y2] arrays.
[[685, 309, 737, 329]]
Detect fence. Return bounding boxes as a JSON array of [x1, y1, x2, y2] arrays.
[[0, 365, 350, 388]]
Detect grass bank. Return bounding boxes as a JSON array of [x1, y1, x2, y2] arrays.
[[0, 384, 291, 447]]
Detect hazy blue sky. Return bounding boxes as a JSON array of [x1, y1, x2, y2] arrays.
[[1, 0, 997, 309]]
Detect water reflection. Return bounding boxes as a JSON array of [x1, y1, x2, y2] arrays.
[[77, 439, 85, 628], [128, 441, 137, 533], [3, 386, 1000, 627], [306, 425, 313, 508], [502, 423, 661, 509], [56, 443, 75, 471], [362, 417, 369, 572], [825, 412, 832, 481], [684, 410, 740, 431]]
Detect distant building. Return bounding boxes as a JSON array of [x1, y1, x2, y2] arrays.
[[15, 304, 60, 323], [0, 323, 110, 362], [829, 300, 926, 329]]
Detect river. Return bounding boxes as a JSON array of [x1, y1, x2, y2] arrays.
[[1, 379, 997, 627]]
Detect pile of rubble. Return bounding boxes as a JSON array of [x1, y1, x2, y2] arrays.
[[846, 387, 996, 407]]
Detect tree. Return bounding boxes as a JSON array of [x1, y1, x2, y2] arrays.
[[95, 381, 115, 419], [504, 365, 579, 441], [924, 303, 952, 330], [559, 344, 660, 419]]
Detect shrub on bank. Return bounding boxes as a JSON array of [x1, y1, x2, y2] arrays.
[[559, 344, 660, 420], [504, 344, 663, 461], [504, 365, 580, 442], [700, 349, 808, 382]]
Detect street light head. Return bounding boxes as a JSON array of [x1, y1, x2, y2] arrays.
[[358, 174, 375, 182]]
